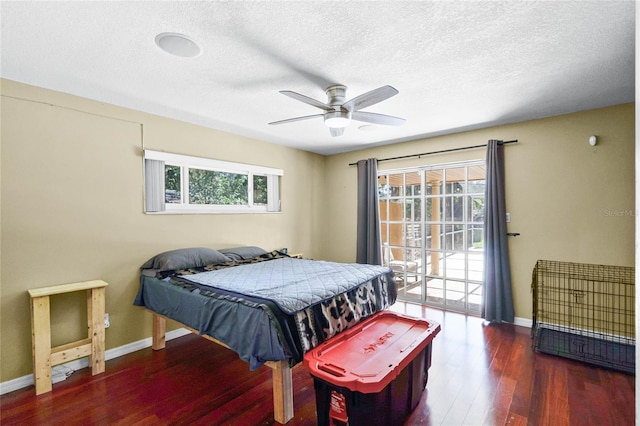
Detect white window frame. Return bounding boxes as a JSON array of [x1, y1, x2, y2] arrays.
[[144, 150, 283, 214]]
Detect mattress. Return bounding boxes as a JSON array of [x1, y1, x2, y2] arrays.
[[134, 253, 396, 370]]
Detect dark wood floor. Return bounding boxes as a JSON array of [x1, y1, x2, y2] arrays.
[[1, 302, 635, 425]]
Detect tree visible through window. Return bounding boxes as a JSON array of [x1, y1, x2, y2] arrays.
[[188, 169, 248, 205], [253, 175, 268, 205], [165, 165, 181, 203]]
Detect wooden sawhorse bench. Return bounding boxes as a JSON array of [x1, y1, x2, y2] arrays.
[[28, 280, 108, 395]]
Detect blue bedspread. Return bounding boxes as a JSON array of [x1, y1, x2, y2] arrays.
[[182, 257, 392, 314]]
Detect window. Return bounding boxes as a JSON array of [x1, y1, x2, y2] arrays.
[[144, 150, 282, 214], [378, 160, 485, 314]]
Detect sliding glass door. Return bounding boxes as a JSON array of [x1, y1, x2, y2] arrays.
[[379, 161, 486, 314]]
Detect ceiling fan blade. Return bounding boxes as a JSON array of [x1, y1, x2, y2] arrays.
[[268, 114, 324, 125], [351, 111, 406, 126], [280, 91, 333, 111], [342, 85, 399, 112], [330, 127, 345, 137]]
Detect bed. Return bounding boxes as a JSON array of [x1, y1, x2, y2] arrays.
[[133, 246, 396, 423]]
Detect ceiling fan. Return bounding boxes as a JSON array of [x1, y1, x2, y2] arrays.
[[268, 85, 405, 137]]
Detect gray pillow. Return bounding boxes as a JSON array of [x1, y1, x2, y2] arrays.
[[141, 247, 231, 271], [219, 246, 268, 261]]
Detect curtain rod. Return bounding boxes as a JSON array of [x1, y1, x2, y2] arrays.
[[348, 139, 518, 166]]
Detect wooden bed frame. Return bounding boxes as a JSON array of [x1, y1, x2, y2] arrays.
[[150, 311, 294, 424]]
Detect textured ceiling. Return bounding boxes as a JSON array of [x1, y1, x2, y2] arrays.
[[1, 1, 635, 155]]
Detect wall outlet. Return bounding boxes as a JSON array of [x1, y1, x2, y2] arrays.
[[104, 313, 110, 328]]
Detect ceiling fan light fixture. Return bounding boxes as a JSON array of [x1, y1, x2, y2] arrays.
[[271, 84, 402, 136], [155, 32, 201, 58], [324, 111, 351, 128]]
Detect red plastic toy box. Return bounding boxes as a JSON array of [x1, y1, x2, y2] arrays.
[[303, 311, 441, 426]]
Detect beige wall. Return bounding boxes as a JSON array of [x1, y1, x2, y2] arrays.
[[1, 77, 634, 384], [0, 79, 326, 381], [321, 103, 635, 322]]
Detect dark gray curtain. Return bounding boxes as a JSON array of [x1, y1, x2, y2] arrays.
[[356, 158, 382, 265], [482, 140, 515, 322]]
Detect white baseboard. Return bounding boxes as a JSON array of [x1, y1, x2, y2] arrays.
[[514, 316, 533, 328], [0, 327, 192, 396]]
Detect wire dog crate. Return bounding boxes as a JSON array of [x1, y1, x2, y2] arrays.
[[531, 260, 635, 374]]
